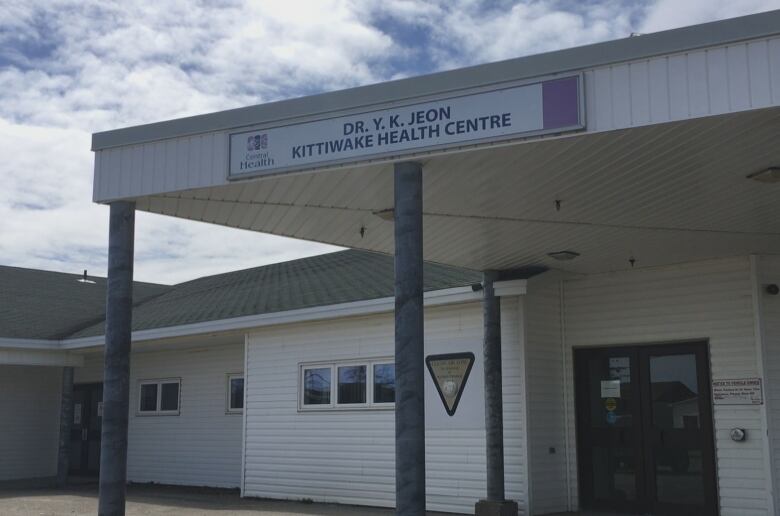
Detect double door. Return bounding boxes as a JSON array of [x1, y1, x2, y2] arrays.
[[575, 342, 717, 515], [69, 383, 103, 476]]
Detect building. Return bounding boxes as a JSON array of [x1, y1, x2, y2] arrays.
[[3, 9, 780, 516]]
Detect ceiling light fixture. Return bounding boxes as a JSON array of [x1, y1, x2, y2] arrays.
[[747, 167, 780, 183], [547, 250, 580, 261], [372, 208, 395, 221]]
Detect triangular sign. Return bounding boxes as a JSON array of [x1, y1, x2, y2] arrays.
[[426, 352, 475, 416]]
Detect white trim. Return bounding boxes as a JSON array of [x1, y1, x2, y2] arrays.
[[494, 279, 528, 297], [240, 335, 248, 497], [0, 349, 84, 367], [59, 285, 485, 351], [0, 337, 62, 350], [750, 255, 776, 515]]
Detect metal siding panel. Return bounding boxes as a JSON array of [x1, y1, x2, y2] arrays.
[[243, 303, 529, 514], [611, 64, 632, 129], [593, 67, 613, 131], [648, 57, 671, 123], [562, 258, 769, 514], [687, 50, 710, 116], [707, 47, 731, 114], [748, 40, 773, 108], [668, 54, 689, 119], [629, 61, 650, 125], [770, 38, 780, 105], [727, 44, 751, 112]]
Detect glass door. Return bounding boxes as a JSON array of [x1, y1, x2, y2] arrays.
[[575, 342, 717, 515], [575, 347, 644, 513], [640, 343, 717, 515]]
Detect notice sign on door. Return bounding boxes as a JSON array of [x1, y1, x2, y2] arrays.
[[601, 380, 621, 398], [712, 378, 763, 405], [426, 352, 475, 416]]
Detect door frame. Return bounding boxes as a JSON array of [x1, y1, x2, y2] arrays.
[[573, 340, 719, 515]]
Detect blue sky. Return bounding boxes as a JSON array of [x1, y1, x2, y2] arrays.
[[1, 0, 778, 283]]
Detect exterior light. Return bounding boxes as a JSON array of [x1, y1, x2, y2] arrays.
[[747, 167, 780, 183], [372, 209, 395, 221], [547, 250, 580, 261]]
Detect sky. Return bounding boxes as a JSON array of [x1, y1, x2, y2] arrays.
[[1, 0, 778, 284]]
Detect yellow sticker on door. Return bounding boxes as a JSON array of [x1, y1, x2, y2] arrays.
[[605, 398, 617, 412]]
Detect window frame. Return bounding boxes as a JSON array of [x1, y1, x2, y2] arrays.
[[298, 358, 395, 412], [226, 373, 244, 414], [137, 378, 181, 416]]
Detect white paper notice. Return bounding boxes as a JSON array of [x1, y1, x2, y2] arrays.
[[601, 379, 621, 398]]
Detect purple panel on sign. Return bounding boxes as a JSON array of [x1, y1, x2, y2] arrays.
[[543, 76, 580, 130]]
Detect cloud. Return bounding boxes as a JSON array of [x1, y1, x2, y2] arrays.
[[0, 0, 777, 283]]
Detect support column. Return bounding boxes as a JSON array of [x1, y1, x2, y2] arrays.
[[56, 366, 74, 487], [98, 201, 135, 516], [475, 271, 518, 516], [394, 161, 425, 516]]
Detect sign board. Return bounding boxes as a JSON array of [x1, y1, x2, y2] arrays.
[[229, 75, 584, 179], [601, 380, 621, 398], [713, 378, 763, 405], [426, 352, 475, 417]]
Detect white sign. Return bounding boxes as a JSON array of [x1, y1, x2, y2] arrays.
[[601, 380, 621, 398], [229, 75, 583, 179], [713, 378, 763, 405]]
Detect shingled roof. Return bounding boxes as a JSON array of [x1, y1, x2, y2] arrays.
[[0, 266, 171, 340], [2, 250, 482, 341]]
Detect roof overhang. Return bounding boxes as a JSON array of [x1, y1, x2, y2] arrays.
[[90, 10, 780, 275]]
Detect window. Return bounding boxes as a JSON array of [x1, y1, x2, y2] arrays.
[[300, 359, 394, 410], [138, 379, 180, 415], [227, 374, 244, 413]]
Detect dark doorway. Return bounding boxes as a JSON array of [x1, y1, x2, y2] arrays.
[[574, 342, 717, 515], [69, 382, 103, 476]]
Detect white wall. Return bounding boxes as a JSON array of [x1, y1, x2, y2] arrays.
[[243, 300, 528, 514], [524, 275, 568, 515], [75, 342, 244, 488], [756, 255, 780, 515], [559, 257, 769, 516], [0, 365, 62, 481]]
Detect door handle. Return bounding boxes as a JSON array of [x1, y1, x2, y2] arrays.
[[82, 428, 88, 441]]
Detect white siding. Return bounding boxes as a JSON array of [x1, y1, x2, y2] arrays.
[[93, 37, 780, 203], [0, 366, 62, 481], [524, 275, 568, 515], [75, 343, 244, 488], [758, 255, 780, 515], [243, 301, 528, 514], [561, 257, 769, 516]]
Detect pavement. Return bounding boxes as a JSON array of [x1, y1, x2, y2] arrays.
[[0, 482, 462, 516]]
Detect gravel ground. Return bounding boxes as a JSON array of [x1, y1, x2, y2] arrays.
[[0, 483, 461, 516]]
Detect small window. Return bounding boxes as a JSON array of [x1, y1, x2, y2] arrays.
[[337, 365, 367, 405], [303, 367, 331, 406], [138, 379, 180, 415], [227, 374, 244, 413], [373, 363, 395, 404]]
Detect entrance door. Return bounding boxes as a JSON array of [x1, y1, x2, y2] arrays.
[[575, 342, 717, 515], [69, 383, 103, 476]]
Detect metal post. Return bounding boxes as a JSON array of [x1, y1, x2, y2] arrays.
[[98, 201, 135, 516], [394, 161, 425, 516], [475, 271, 518, 516], [57, 366, 74, 486], [483, 271, 504, 500]]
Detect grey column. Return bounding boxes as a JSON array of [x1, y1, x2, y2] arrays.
[[483, 270, 505, 501], [98, 201, 135, 516], [57, 366, 74, 486], [394, 161, 425, 516]]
